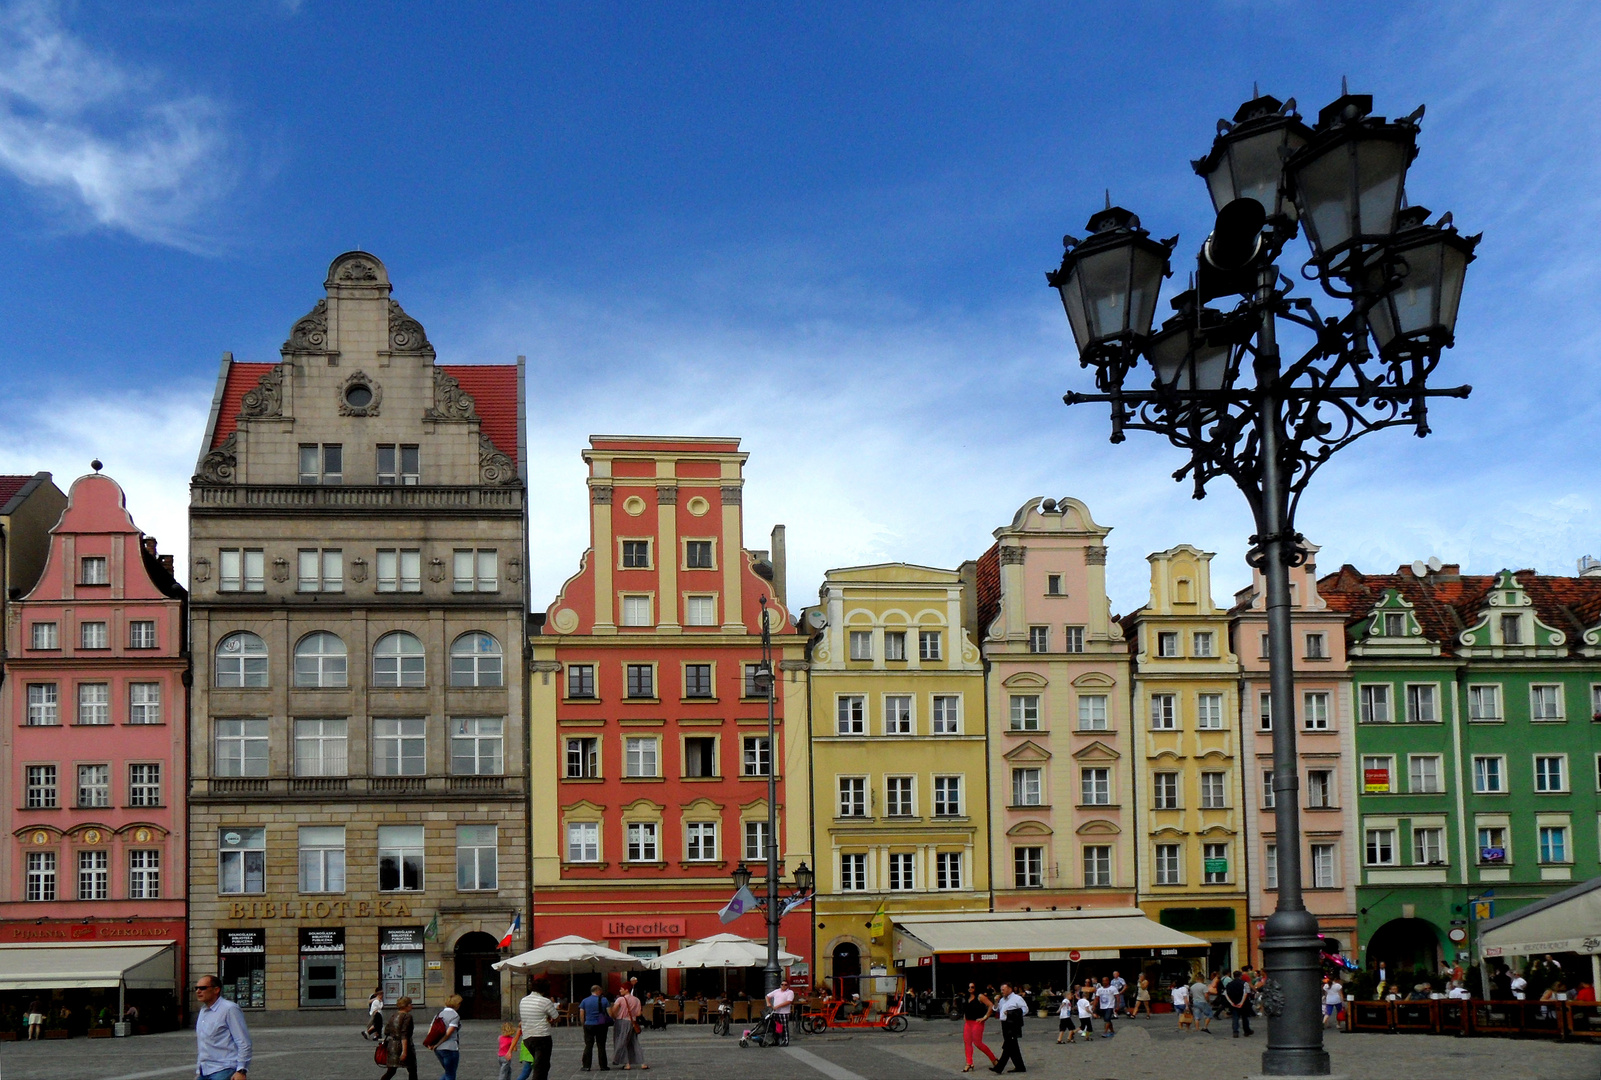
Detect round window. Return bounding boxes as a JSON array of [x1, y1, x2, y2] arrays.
[[344, 383, 373, 408]]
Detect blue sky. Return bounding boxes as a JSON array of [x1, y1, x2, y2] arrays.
[[0, 1, 1596, 615]]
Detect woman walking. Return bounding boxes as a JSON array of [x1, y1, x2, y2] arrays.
[[959, 982, 998, 1072], [611, 980, 646, 1070], [25, 998, 44, 1040], [1131, 974, 1151, 1018], [379, 997, 417, 1080], [429, 995, 463, 1080], [365, 987, 386, 1041]]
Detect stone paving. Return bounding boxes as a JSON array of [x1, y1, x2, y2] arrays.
[[1, 1015, 1598, 1080]]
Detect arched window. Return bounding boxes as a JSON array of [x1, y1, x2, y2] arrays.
[[216, 632, 268, 688], [293, 632, 348, 688], [450, 633, 502, 687], [373, 632, 426, 688]]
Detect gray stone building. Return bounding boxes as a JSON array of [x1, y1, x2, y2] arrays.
[[187, 252, 527, 1019]]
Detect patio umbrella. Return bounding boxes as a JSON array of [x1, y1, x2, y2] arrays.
[[652, 933, 802, 997], [493, 935, 643, 1001]]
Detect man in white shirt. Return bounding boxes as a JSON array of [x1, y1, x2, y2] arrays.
[[990, 982, 1028, 1074], [1172, 981, 1191, 1029], [765, 984, 796, 1045], [519, 978, 560, 1079], [1511, 972, 1528, 1000], [1109, 971, 1127, 1017], [1094, 977, 1118, 1037]]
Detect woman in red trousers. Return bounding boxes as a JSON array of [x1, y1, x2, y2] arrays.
[[959, 984, 998, 1072]]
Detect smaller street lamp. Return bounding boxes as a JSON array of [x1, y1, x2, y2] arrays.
[[731, 862, 753, 892], [791, 861, 814, 895], [1361, 206, 1480, 362], [1191, 93, 1312, 221]]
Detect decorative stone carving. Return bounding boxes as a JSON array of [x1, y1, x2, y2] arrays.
[[339, 259, 379, 282], [507, 557, 523, 584], [337, 371, 382, 417], [192, 556, 212, 583], [591, 486, 613, 505], [720, 485, 742, 505], [388, 299, 432, 353], [271, 557, 290, 583], [194, 433, 237, 484], [657, 487, 678, 505], [429, 558, 446, 583], [550, 608, 581, 634], [239, 365, 284, 418], [999, 546, 1026, 565], [284, 299, 328, 352], [425, 366, 478, 421], [350, 557, 369, 583], [1084, 545, 1108, 565], [479, 434, 518, 485], [1257, 978, 1285, 1018]]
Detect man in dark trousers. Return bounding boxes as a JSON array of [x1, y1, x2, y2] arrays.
[[578, 983, 611, 1071], [1224, 970, 1254, 1037], [990, 981, 1028, 1074]]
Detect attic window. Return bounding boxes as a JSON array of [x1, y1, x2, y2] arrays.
[[1500, 614, 1522, 645], [1382, 612, 1405, 636], [344, 383, 373, 408]]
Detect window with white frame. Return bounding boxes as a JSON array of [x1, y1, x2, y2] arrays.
[[1156, 631, 1179, 657], [80, 556, 108, 585], [1531, 685, 1564, 721], [1200, 770, 1227, 809], [1083, 845, 1112, 887], [298, 443, 342, 485], [888, 853, 915, 891], [294, 719, 347, 777], [297, 548, 343, 592], [1010, 695, 1040, 731], [77, 764, 109, 808], [128, 850, 160, 899], [80, 621, 107, 649], [840, 853, 867, 891], [1150, 694, 1176, 730], [1539, 825, 1569, 863], [450, 718, 504, 775], [624, 737, 659, 778], [215, 718, 269, 776], [936, 851, 963, 890], [1153, 771, 1179, 810], [1383, 611, 1407, 637], [1260, 631, 1271, 658], [1064, 626, 1085, 653], [376, 549, 422, 593], [684, 595, 717, 626], [129, 621, 156, 649], [838, 776, 866, 817], [848, 631, 872, 660], [1536, 755, 1567, 792], [1473, 756, 1505, 793], [128, 763, 161, 807], [1311, 843, 1336, 888], [376, 443, 420, 485], [1305, 632, 1327, 659], [933, 776, 961, 816], [299, 826, 346, 892], [1303, 692, 1330, 730], [883, 631, 906, 660], [372, 718, 426, 776], [919, 630, 942, 660], [744, 821, 769, 861], [25, 852, 56, 901], [884, 695, 912, 735], [456, 825, 498, 889], [1193, 631, 1214, 657], [1265, 843, 1278, 890], [680, 735, 716, 778], [450, 633, 503, 687], [1306, 769, 1334, 808], [566, 822, 600, 862], [372, 632, 424, 688], [453, 549, 498, 593], [932, 695, 961, 734], [886, 776, 914, 817], [836, 696, 865, 735], [1155, 843, 1182, 885], [30, 622, 58, 650], [1080, 767, 1110, 805], [1078, 694, 1108, 730], [1477, 826, 1507, 864], [1359, 684, 1391, 723], [77, 850, 108, 900], [1014, 847, 1043, 888], [1406, 684, 1437, 723], [218, 549, 265, 593], [294, 632, 348, 688], [1408, 755, 1443, 794], [219, 827, 266, 894], [1501, 613, 1523, 644], [1469, 684, 1502, 720], [741, 736, 770, 777], [1196, 693, 1224, 729], [1412, 826, 1444, 866], [742, 664, 766, 697], [378, 825, 424, 891], [1012, 768, 1042, 806], [1361, 755, 1392, 793], [1028, 626, 1049, 653], [1263, 769, 1276, 807], [1204, 842, 1229, 884], [129, 682, 162, 724], [1259, 691, 1273, 731], [78, 683, 110, 725], [566, 737, 599, 779], [1365, 828, 1397, 865], [215, 632, 268, 687], [685, 822, 717, 862]]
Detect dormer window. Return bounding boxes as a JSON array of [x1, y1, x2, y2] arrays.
[[1382, 612, 1405, 636], [1500, 614, 1522, 645]]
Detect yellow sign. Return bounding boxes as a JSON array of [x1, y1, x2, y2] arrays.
[[868, 911, 886, 941], [228, 899, 415, 920]]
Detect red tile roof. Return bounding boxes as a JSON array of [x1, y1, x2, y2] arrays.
[[442, 364, 519, 461], [974, 542, 1000, 638], [0, 474, 33, 509], [210, 362, 277, 449]]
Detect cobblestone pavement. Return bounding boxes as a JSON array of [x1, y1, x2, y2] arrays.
[[1, 1016, 1598, 1080]]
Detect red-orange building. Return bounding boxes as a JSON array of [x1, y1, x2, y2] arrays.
[[528, 437, 813, 993]]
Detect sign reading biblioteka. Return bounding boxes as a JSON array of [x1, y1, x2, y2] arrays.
[[225, 899, 418, 920]]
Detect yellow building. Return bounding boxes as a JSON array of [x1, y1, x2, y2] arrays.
[[806, 564, 991, 990], [1126, 545, 1248, 975]]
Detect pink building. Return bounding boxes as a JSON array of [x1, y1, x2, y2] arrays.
[[0, 471, 187, 1031]]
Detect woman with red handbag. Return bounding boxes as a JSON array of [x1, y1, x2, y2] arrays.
[[378, 997, 416, 1080], [423, 995, 463, 1080]]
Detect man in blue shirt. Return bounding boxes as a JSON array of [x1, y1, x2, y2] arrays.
[[194, 974, 252, 1080], [579, 983, 611, 1071]]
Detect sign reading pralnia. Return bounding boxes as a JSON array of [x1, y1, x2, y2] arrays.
[[227, 899, 418, 920]]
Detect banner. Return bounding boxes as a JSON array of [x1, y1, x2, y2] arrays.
[[719, 886, 759, 924]]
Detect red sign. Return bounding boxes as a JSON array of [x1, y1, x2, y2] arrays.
[[0, 919, 184, 944], [1068, 950, 1081, 962], [1364, 768, 1390, 793], [604, 918, 684, 937]]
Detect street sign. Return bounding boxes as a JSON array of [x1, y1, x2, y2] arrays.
[[1068, 950, 1081, 962]]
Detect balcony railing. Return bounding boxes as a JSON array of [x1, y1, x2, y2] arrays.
[[290, 777, 349, 794], [371, 776, 427, 793], [195, 775, 524, 799], [192, 485, 522, 511], [447, 775, 506, 792]]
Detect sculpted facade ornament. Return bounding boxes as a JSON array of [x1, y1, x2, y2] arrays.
[[271, 557, 291, 583], [194, 433, 237, 484], [388, 299, 432, 353], [999, 546, 1027, 565], [338, 371, 382, 417], [507, 557, 523, 584], [284, 299, 329, 352], [339, 259, 379, 282], [657, 487, 678, 504], [349, 557, 369, 583], [193, 556, 212, 583], [479, 434, 518, 486], [425, 366, 478, 421], [428, 558, 447, 583], [239, 365, 284, 418], [591, 486, 613, 505], [1084, 545, 1109, 565], [720, 485, 742, 505]]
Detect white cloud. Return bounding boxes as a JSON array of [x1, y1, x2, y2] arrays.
[[0, 1, 230, 248]]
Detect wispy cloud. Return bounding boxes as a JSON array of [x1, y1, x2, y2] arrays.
[[0, 1, 231, 249]]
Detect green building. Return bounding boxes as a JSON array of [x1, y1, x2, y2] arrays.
[[1320, 562, 1601, 978]]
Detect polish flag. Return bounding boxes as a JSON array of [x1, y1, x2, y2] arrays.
[[499, 913, 521, 949]]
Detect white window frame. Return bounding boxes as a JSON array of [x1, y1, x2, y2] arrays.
[[1473, 755, 1506, 794], [840, 852, 868, 892], [884, 694, 913, 735], [30, 622, 58, 650], [624, 737, 660, 778], [296, 548, 343, 593], [1531, 684, 1565, 722], [1009, 694, 1040, 731], [836, 695, 866, 735], [931, 695, 961, 734], [1077, 694, 1109, 731], [1203, 841, 1229, 884], [1200, 770, 1227, 809], [885, 776, 915, 817], [1302, 691, 1330, 731], [684, 594, 717, 627], [453, 549, 499, 593], [1083, 845, 1112, 887], [80, 621, 108, 649], [372, 718, 426, 776], [1155, 843, 1182, 885], [298, 826, 347, 893], [376, 548, 423, 593], [1080, 767, 1110, 806], [1359, 683, 1391, 723], [1306, 768, 1335, 808], [918, 630, 942, 661], [566, 821, 600, 863], [933, 775, 962, 817], [372, 632, 424, 688], [741, 735, 770, 777], [1364, 828, 1397, 866], [1012, 767, 1042, 807], [1196, 692, 1224, 730], [450, 717, 504, 776], [1405, 683, 1438, 723], [1412, 826, 1445, 866], [1153, 771, 1180, 810], [77, 849, 109, 901], [1014, 846, 1044, 888], [625, 821, 660, 863], [129, 682, 162, 725], [128, 849, 160, 899], [215, 718, 270, 776], [1156, 631, 1179, 657], [77, 682, 110, 725], [1539, 825, 1570, 864], [455, 824, 498, 891], [378, 825, 425, 891], [887, 852, 915, 892], [1468, 683, 1502, 721], [1408, 754, 1443, 794], [935, 851, 963, 891], [1027, 626, 1049, 653], [294, 719, 348, 778], [25, 852, 56, 901], [1192, 631, 1214, 657], [838, 776, 867, 817], [1362, 754, 1394, 794], [685, 821, 718, 863], [1150, 693, 1177, 730], [566, 737, 600, 779], [848, 630, 873, 660], [1311, 843, 1336, 888], [1535, 754, 1568, 793], [76, 763, 110, 808], [128, 762, 162, 807]]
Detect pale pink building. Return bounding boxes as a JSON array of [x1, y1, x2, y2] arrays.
[[0, 471, 187, 1030]]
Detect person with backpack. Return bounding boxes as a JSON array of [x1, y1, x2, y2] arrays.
[[578, 984, 611, 1071]]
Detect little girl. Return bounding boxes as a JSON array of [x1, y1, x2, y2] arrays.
[[1076, 989, 1095, 1039], [1057, 992, 1076, 1043], [497, 1021, 519, 1080]]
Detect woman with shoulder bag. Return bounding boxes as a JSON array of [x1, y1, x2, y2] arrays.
[[424, 995, 463, 1080], [611, 981, 646, 1070], [378, 996, 417, 1080]]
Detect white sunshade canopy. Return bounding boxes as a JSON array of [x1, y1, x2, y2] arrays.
[[652, 933, 801, 970], [1481, 876, 1601, 959], [493, 935, 642, 975], [895, 908, 1210, 961], [0, 942, 176, 991]]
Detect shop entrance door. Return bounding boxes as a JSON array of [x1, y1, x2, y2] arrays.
[[454, 932, 502, 1019], [300, 955, 345, 1008]]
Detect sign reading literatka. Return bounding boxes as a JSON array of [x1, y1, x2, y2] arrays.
[[604, 918, 684, 937]]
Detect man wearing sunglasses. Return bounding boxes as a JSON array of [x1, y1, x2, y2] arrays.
[[194, 975, 252, 1080]]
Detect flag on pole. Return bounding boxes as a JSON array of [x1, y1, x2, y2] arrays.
[[780, 892, 814, 918], [719, 886, 759, 924], [499, 912, 521, 948], [423, 914, 439, 942]]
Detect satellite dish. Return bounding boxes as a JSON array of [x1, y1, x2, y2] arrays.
[[1427, 557, 1443, 572], [804, 609, 827, 631], [1411, 560, 1428, 577]]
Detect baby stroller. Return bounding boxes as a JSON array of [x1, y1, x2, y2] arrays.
[[739, 1009, 790, 1047]]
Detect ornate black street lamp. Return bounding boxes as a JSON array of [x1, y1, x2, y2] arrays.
[[1050, 89, 1477, 1076]]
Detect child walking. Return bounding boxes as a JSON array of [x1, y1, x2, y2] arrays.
[[497, 1022, 519, 1080], [1057, 992, 1076, 1043]]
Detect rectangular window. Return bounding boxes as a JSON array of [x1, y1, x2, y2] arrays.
[[840, 852, 867, 892], [77, 764, 110, 808], [378, 825, 424, 891], [624, 737, 659, 778], [933, 775, 961, 816], [129, 683, 162, 725], [743, 664, 766, 698], [293, 719, 348, 777], [566, 664, 596, 699], [215, 718, 270, 776], [741, 736, 770, 777], [1263, 769, 1276, 808], [1408, 755, 1443, 794], [128, 849, 160, 899], [1150, 694, 1176, 730], [1478, 826, 1508, 864], [626, 822, 659, 862], [683, 663, 714, 698], [1156, 631, 1179, 657], [684, 595, 716, 626], [848, 631, 872, 660], [685, 822, 717, 862], [1014, 847, 1043, 888], [456, 825, 498, 890], [1473, 756, 1505, 793], [1155, 843, 1182, 885], [566, 822, 599, 863], [888, 852, 915, 891], [375, 444, 420, 485], [1305, 632, 1327, 659], [883, 631, 906, 661], [77, 850, 108, 901], [1261, 631, 1271, 658], [1412, 827, 1444, 866], [1311, 844, 1336, 888], [1406, 684, 1437, 723], [1028, 626, 1049, 653], [625, 664, 655, 699], [80, 621, 108, 649], [376, 549, 422, 593], [1046, 574, 1062, 595], [885, 777, 913, 817], [298, 443, 342, 484], [1469, 684, 1502, 720], [1531, 685, 1564, 721], [685, 540, 714, 569], [683, 736, 717, 778], [1153, 771, 1180, 810], [129, 620, 156, 649], [25, 852, 56, 901], [1592, 684, 1601, 721], [621, 539, 651, 569], [1193, 631, 1214, 657], [1200, 770, 1227, 809], [1265, 844, 1278, 890], [884, 695, 912, 735], [372, 718, 426, 777], [836, 695, 865, 735], [1078, 694, 1108, 730], [128, 763, 162, 807], [919, 630, 942, 660], [1196, 693, 1224, 729], [80, 556, 108, 585], [936, 851, 963, 890], [299, 826, 347, 893], [450, 718, 504, 776], [1012, 768, 1042, 807], [218, 548, 265, 592], [1009, 695, 1040, 731], [1359, 684, 1391, 723], [1080, 767, 1110, 805], [296, 549, 343, 593], [77, 682, 110, 725], [566, 737, 599, 779], [1365, 829, 1396, 866], [1302, 692, 1330, 730], [1063, 626, 1085, 653], [838, 777, 867, 817], [744, 820, 769, 861], [619, 595, 652, 627], [932, 695, 961, 734], [1539, 825, 1568, 864], [1384, 612, 1406, 637], [1536, 755, 1567, 792], [1083, 845, 1112, 887], [1306, 769, 1334, 808], [1501, 613, 1523, 644], [453, 549, 498, 593], [1259, 691, 1273, 731], [1362, 755, 1392, 794], [219, 827, 266, 894], [30, 622, 58, 650]]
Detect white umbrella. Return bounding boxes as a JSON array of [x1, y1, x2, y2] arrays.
[[493, 935, 643, 1001], [652, 932, 801, 970]]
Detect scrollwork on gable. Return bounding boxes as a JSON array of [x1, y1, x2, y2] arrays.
[[193, 432, 237, 484], [388, 299, 433, 354], [283, 299, 328, 352], [479, 434, 519, 486], [425, 365, 478, 421], [239, 365, 284, 418]]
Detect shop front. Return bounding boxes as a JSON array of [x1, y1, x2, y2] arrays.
[[0, 919, 185, 1033]]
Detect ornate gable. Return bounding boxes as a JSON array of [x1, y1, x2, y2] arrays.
[[1003, 740, 1053, 763], [1071, 739, 1120, 763], [1458, 570, 1567, 658], [1348, 589, 1439, 658]]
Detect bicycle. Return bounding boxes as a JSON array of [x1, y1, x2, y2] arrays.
[[711, 1001, 732, 1036]]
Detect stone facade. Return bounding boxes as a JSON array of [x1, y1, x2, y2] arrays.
[[187, 252, 527, 1019]]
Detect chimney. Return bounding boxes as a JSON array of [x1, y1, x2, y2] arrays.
[[143, 536, 159, 557], [770, 525, 787, 611], [160, 555, 175, 575]]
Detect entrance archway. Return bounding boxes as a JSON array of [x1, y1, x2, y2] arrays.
[[1365, 918, 1442, 979], [831, 942, 860, 996], [454, 931, 502, 1019]]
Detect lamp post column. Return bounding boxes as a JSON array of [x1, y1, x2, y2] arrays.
[[1253, 266, 1330, 1076], [762, 602, 782, 995]]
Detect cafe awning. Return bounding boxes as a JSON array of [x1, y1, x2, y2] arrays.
[[1480, 876, 1601, 959], [894, 908, 1210, 963], [0, 941, 177, 991]]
